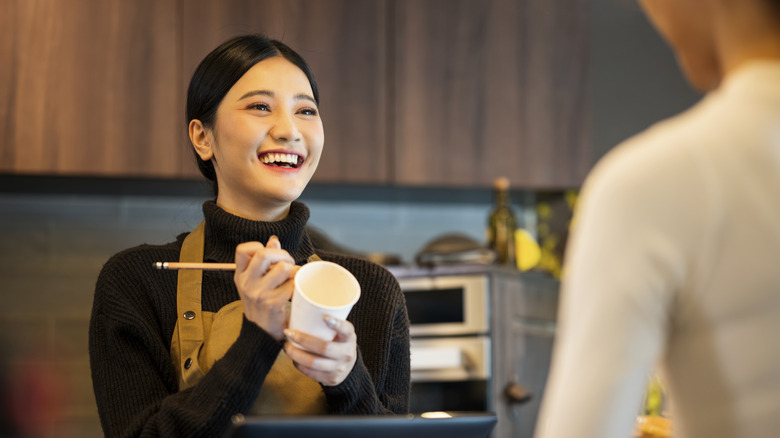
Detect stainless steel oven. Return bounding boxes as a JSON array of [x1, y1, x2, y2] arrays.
[[395, 273, 492, 413]]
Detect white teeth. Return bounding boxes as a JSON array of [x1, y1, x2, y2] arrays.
[[260, 152, 299, 166]]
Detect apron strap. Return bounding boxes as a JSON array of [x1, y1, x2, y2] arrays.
[[307, 254, 322, 262], [174, 221, 207, 390]]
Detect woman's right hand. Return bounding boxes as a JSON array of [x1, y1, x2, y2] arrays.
[[234, 236, 299, 341]]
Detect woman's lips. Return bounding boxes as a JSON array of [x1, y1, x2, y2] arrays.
[[258, 150, 304, 169]]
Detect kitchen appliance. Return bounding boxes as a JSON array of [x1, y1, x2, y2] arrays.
[[391, 266, 560, 438], [414, 233, 495, 266], [395, 270, 493, 413]]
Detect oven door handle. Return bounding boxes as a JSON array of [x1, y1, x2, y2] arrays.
[[409, 346, 464, 371], [504, 381, 532, 404]]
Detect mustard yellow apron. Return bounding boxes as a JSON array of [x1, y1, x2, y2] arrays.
[[169, 222, 326, 415]]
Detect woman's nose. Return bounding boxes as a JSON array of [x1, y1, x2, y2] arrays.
[[269, 111, 301, 143]]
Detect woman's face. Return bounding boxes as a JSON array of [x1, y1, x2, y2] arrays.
[[639, 0, 721, 91], [193, 56, 324, 221]]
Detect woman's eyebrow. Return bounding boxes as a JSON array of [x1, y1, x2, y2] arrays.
[[295, 93, 317, 105], [238, 90, 273, 101], [237, 90, 316, 105]]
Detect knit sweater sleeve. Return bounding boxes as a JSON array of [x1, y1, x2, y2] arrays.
[[320, 255, 411, 414], [89, 247, 281, 438]]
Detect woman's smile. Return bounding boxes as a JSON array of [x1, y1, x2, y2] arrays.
[[258, 149, 305, 170]]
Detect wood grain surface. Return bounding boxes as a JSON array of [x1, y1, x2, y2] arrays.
[[1, 0, 590, 188], [392, 0, 590, 188]]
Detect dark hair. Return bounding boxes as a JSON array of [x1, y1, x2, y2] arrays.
[[771, 0, 780, 16], [186, 34, 319, 194]]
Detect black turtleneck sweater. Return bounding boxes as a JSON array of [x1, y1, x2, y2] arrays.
[[89, 201, 410, 438]]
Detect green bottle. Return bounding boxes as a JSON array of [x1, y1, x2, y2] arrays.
[[487, 177, 517, 267]]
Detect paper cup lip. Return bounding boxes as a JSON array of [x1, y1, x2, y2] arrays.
[[295, 261, 361, 309]]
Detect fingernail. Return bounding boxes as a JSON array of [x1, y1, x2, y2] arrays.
[[323, 314, 338, 328], [284, 328, 295, 340]]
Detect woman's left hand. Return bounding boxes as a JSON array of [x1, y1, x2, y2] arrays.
[[283, 316, 357, 386]]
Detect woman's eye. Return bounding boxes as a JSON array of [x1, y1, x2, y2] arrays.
[[298, 107, 318, 116], [248, 103, 270, 111]]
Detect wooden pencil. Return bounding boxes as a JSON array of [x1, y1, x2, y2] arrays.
[[153, 262, 237, 271]]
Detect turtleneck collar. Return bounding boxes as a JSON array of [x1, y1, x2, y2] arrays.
[[201, 200, 316, 265]]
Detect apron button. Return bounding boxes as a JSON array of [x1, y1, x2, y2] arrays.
[[183, 311, 196, 320], [184, 358, 192, 369]]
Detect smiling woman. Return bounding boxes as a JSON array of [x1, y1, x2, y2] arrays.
[[187, 42, 324, 222], [88, 35, 410, 438]]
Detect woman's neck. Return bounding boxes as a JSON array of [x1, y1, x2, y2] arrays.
[[714, 1, 780, 78]]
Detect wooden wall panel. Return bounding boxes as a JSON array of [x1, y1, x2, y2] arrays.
[[1, 0, 592, 188], [0, 0, 183, 177], [392, 0, 590, 189], [181, 0, 390, 184], [0, 0, 16, 169]]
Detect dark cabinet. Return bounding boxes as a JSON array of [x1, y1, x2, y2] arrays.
[[0, 0, 184, 177], [491, 270, 559, 438], [0, 0, 390, 183], [1, 0, 591, 188], [392, 0, 590, 188]]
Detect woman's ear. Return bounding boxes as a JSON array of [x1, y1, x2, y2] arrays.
[[189, 119, 214, 161]]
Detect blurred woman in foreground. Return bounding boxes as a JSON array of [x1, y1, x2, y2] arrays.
[[536, 1, 780, 437]]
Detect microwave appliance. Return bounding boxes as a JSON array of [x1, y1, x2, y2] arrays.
[[401, 274, 489, 338]]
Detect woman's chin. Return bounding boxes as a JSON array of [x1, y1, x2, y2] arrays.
[[261, 187, 307, 210]]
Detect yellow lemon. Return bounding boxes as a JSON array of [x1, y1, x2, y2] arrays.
[[515, 229, 541, 271]]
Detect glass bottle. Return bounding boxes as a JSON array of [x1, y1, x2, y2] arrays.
[[487, 177, 517, 267]]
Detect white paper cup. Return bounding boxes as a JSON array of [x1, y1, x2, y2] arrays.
[[289, 261, 361, 341]]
